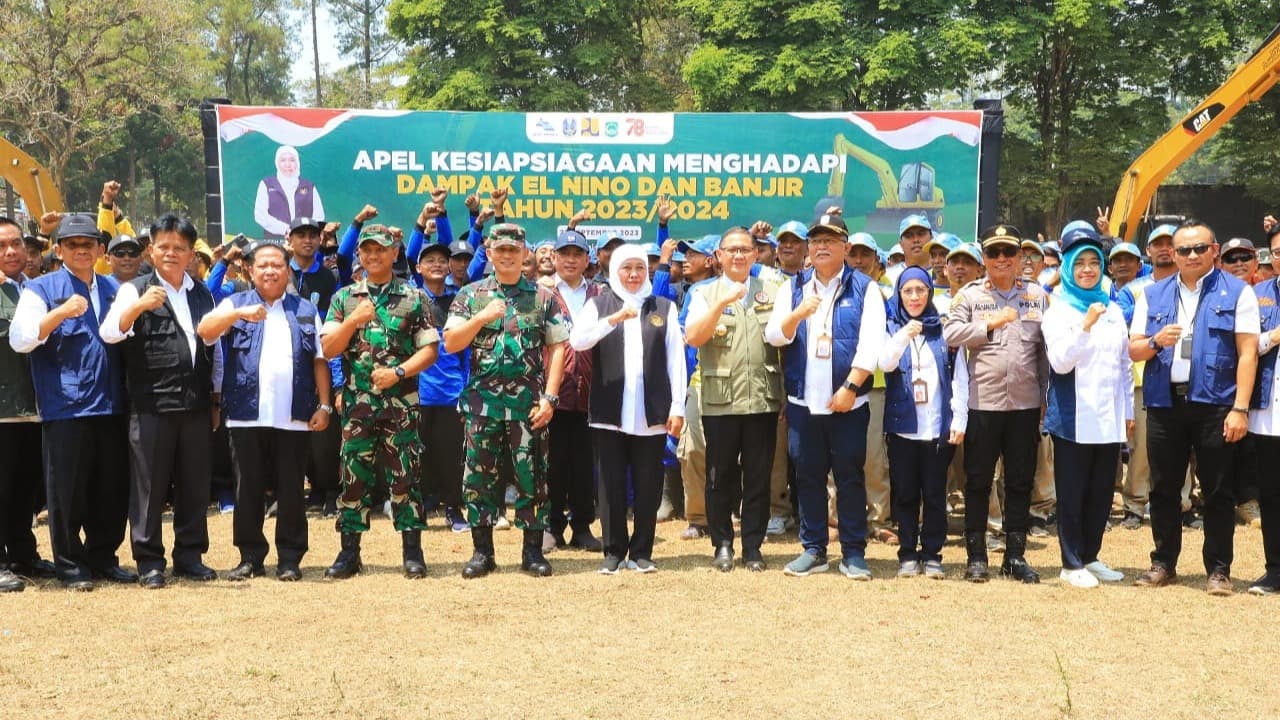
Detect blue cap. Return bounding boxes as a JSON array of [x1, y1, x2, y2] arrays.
[[589, 248, 599, 264], [876, 249, 889, 267], [554, 229, 590, 253], [1109, 241, 1142, 260], [924, 232, 960, 255], [753, 233, 778, 247], [672, 251, 686, 263], [775, 221, 808, 243], [1058, 222, 1100, 254], [899, 214, 932, 236], [679, 234, 720, 256], [848, 232, 878, 251], [641, 242, 661, 257], [1042, 240, 1062, 256], [1147, 224, 1178, 243], [534, 239, 555, 251], [947, 242, 984, 266], [888, 243, 904, 259]]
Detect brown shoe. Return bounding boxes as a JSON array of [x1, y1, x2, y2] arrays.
[[1207, 572, 1234, 596], [871, 527, 900, 545], [1134, 564, 1177, 587]]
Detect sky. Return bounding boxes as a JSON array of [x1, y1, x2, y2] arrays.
[[289, 3, 343, 91]]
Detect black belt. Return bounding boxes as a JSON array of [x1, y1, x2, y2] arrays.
[[1171, 383, 1190, 400]]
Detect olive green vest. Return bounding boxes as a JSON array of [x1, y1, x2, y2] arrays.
[[0, 282, 39, 419], [695, 275, 783, 416]]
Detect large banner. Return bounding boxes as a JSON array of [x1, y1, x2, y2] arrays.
[[216, 106, 982, 248]]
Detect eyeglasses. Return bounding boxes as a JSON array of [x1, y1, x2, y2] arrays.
[[719, 246, 755, 256], [1221, 253, 1254, 264], [1020, 252, 1043, 263], [1173, 243, 1212, 257], [110, 248, 142, 258], [984, 246, 1018, 259]]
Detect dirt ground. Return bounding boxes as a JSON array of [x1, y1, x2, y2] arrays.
[[1, 506, 1277, 720]]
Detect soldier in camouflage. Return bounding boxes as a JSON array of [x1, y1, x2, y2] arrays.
[[320, 224, 440, 579], [444, 222, 569, 578]]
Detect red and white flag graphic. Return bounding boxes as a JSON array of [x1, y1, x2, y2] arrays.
[[217, 106, 409, 147], [793, 111, 982, 150]]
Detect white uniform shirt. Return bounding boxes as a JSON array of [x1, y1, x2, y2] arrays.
[[100, 273, 223, 385], [1128, 273, 1260, 383], [1044, 301, 1134, 444], [8, 271, 104, 354], [877, 328, 969, 440]]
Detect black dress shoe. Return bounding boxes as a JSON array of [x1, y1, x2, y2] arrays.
[[569, 528, 603, 552], [11, 558, 57, 579], [227, 561, 266, 582], [174, 562, 218, 582], [139, 569, 166, 589], [964, 560, 990, 583], [999, 557, 1041, 584], [62, 577, 94, 592], [712, 544, 735, 573], [91, 565, 140, 584], [276, 564, 302, 582], [742, 549, 766, 572]]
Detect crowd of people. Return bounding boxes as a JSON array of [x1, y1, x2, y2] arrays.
[[1, 179, 1277, 597]]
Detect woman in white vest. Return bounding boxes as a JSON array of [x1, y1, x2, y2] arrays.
[[1041, 226, 1133, 588], [569, 244, 686, 574]]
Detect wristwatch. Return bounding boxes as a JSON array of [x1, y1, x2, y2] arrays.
[[1147, 336, 1159, 350], [319, 404, 334, 414], [394, 366, 406, 379], [541, 393, 559, 407], [841, 380, 858, 393], [1231, 407, 1249, 415]]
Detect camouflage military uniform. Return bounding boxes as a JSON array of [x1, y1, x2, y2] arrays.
[[325, 277, 439, 533], [445, 275, 570, 529]]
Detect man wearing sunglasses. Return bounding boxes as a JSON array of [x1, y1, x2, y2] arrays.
[[1129, 221, 1259, 595], [944, 224, 1049, 584], [106, 235, 144, 283]]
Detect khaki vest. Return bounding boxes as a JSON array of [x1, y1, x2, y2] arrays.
[[695, 276, 782, 416]]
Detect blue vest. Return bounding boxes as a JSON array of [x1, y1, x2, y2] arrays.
[[883, 327, 954, 435], [415, 282, 469, 407], [24, 269, 126, 421], [221, 291, 320, 422], [1142, 268, 1245, 408], [781, 268, 874, 399], [1252, 278, 1280, 409]]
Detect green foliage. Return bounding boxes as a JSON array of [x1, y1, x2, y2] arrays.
[[204, 0, 296, 105]]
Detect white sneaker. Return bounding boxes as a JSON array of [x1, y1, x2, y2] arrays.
[[1060, 568, 1099, 588], [1084, 560, 1124, 582], [765, 515, 790, 536]]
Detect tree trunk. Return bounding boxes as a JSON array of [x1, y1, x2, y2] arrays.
[[312, 0, 323, 105]]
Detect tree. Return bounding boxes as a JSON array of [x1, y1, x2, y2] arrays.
[[329, 0, 402, 99], [204, 0, 296, 106]]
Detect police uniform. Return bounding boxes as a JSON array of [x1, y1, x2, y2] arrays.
[[943, 224, 1049, 583]]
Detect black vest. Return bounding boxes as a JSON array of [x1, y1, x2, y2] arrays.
[[589, 289, 672, 429], [121, 273, 216, 413]]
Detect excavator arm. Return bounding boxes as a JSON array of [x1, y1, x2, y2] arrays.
[[0, 137, 64, 220], [1109, 22, 1280, 241]]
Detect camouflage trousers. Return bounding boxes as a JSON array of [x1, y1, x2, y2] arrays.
[[336, 402, 425, 534], [462, 413, 548, 530]]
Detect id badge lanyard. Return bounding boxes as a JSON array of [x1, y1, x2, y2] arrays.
[[910, 337, 929, 405], [1175, 287, 1203, 360], [811, 279, 836, 359]]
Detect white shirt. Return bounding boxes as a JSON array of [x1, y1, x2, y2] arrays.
[[568, 298, 686, 436], [555, 275, 589, 320], [1128, 271, 1260, 383], [100, 273, 223, 385], [8, 270, 104, 353], [877, 327, 969, 440], [764, 268, 886, 414], [1043, 301, 1134, 444], [218, 298, 323, 431], [253, 176, 327, 236]]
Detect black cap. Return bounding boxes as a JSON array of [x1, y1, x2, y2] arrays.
[[289, 216, 321, 233], [447, 239, 475, 257], [808, 211, 849, 237], [56, 213, 102, 241], [599, 236, 626, 251], [245, 239, 288, 260], [417, 242, 451, 262], [980, 224, 1022, 248], [107, 234, 140, 253]]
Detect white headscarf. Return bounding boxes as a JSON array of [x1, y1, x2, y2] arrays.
[[607, 243, 652, 307]]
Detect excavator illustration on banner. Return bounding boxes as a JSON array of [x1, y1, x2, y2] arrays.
[[815, 133, 945, 235]]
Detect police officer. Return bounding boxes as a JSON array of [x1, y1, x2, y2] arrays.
[[101, 213, 221, 588], [444, 222, 569, 579], [9, 213, 133, 591], [944, 224, 1049, 584], [1129, 221, 1258, 595], [321, 224, 440, 579], [197, 241, 333, 582], [685, 227, 784, 572]]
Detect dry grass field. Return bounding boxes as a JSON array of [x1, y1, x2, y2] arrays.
[[2, 506, 1277, 720]]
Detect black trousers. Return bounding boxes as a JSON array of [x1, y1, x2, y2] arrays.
[[702, 412, 777, 556], [963, 408, 1039, 535], [1052, 436, 1120, 570], [887, 434, 953, 563], [593, 429, 665, 561], [547, 410, 596, 535], [0, 423, 43, 565], [418, 404, 464, 509], [307, 418, 342, 504], [1146, 402, 1235, 574], [229, 427, 309, 565], [1252, 433, 1280, 575], [42, 415, 129, 581], [128, 409, 212, 573]]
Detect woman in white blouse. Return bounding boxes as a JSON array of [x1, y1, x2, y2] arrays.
[[569, 244, 686, 575], [1042, 228, 1134, 588]]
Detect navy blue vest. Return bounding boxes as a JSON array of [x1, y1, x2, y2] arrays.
[[221, 290, 320, 423], [781, 268, 875, 399], [24, 269, 126, 421], [1252, 278, 1280, 409], [1142, 268, 1245, 408], [883, 326, 955, 435]]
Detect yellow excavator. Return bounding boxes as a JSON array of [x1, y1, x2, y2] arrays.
[[1108, 22, 1280, 241], [0, 137, 64, 222], [816, 133, 946, 234]]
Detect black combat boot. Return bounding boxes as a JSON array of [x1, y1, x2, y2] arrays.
[[963, 530, 990, 583], [462, 526, 497, 580], [999, 531, 1041, 584], [402, 531, 427, 579], [521, 529, 553, 577], [325, 533, 363, 579]]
